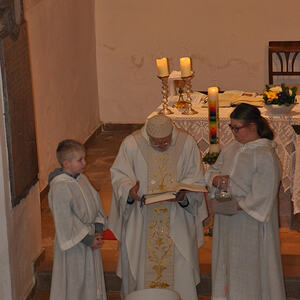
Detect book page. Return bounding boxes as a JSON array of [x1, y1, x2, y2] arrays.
[[143, 182, 207, 205], [167, 182, 207, 193], [143, 191, 176, 205]]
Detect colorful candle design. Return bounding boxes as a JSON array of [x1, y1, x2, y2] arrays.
[[208, 87, 220, 153]]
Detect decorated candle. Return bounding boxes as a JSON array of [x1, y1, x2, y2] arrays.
[[209, 143, 220, 153], [208, 87, 219, 152], [180, 57, 192, 77], [156, 57, 169, 77]]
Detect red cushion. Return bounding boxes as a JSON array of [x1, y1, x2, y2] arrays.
[[102, 229, 116, 240]]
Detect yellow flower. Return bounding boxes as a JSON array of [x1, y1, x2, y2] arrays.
[[264, 91, 278, 100], [263, 84, 296, 105]]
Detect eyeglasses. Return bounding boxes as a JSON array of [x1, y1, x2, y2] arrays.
[[228, 123, 250, 133]]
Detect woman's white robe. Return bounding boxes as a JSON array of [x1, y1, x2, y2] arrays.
[[48, 173, 107, 300], [205, 138, 286, 300], [108, 126, 208, 300]]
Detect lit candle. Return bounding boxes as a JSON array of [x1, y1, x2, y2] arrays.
[[208, 86, 219, 102], [208, 86, 219, 152], [156, 57, 169, 77], [180, 57, 192, 77]]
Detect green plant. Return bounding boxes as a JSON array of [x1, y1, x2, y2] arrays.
[[203, 152, 219, 165]]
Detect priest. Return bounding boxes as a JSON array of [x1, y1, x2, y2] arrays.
[[108, 114, 208, 300]]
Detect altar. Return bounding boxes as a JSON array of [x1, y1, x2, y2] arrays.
[[149, 96, 300, 226]]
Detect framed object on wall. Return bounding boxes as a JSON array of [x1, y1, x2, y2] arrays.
[[0, 6, 38, 206]]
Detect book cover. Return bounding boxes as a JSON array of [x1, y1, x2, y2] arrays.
[[142, 182, 207, 205]]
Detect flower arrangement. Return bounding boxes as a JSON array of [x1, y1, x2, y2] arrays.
[[263, 84, 297, 106], [203, 151, 219, 165]]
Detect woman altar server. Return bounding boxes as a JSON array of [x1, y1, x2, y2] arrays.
[[206, 103, 286, 300]]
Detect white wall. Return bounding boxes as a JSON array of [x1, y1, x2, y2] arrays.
[[95, 0, 300, 123], [24, 0, 100, 190], [24, 0, 300, 185], [0, 79, 13, 299], [0, 67, 42, 300], [10, 185, 41, 299]]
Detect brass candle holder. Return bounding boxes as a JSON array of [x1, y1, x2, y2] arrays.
[[158, 75, 173, 115], [173, 80, 188, 109], [181, 73, 197, 115], [173, 87, 188, 109]]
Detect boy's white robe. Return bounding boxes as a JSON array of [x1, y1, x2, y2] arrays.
[[48, 173, 107, 300], [108, 126, 208, 300], [205, 138, 286, 300]]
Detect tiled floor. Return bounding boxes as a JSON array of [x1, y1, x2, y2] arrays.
[[33, 129, 300, 300], [32, 290, 211, 300]]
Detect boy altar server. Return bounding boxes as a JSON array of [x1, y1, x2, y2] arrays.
[[108, 114, 208, 300], [48, 139, 107, 300]]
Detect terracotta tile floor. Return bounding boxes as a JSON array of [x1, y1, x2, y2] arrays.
[[35, 129, 300, 299], [32, 290, 211, 300]]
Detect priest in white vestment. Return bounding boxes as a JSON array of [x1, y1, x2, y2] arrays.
[[108, 114, 208, 300], [205, 103, 286, 300]]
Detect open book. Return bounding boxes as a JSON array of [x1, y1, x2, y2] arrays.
[[201, 91, 264, 107], [142, 182, 207, 205]]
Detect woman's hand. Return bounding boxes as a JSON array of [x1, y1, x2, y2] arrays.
[[213, 175, 229, 190]]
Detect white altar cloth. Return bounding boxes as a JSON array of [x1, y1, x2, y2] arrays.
[[149, 98, 300, 215]]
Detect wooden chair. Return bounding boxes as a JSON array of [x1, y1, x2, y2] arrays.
[[268, 41, 300, 85]]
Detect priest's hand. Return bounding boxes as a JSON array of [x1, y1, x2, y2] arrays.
[[175, 191, 186, 202], [129, 181, 141, 201], [176, 191, 189, 208]]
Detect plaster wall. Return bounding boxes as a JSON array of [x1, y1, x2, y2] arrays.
[[24, 0, 100, 190], [0, 75, 13, 299], [95, 0, 300, 123], [0, 69, 41, 299], [10, 184, 41, 300]]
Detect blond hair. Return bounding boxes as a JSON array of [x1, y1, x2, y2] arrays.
[[56, 139, 85, 165]]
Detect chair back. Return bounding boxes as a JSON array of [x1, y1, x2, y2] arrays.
[[125, 288, 181, 300], [268, 41, 300, 84]]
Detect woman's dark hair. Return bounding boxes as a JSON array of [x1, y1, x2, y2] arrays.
[[230, 103, 274, 140]]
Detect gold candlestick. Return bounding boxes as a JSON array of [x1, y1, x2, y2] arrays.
[[158, 75, 173, 115], [173, 80, 188, 109], [181, 74, 197, 115], [173, 87, 188, 109]]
